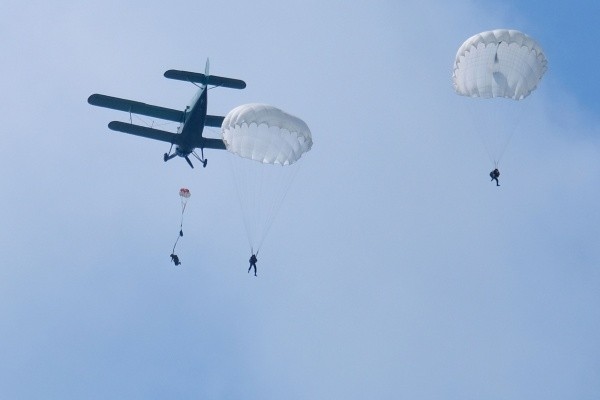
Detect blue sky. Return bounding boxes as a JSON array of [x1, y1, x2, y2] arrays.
[[1, 1, 599, 399], [495, 0, 600, 114]]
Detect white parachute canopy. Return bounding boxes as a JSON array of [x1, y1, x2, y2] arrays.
[[453, 29, 547, 100], [452, 29, 547, 165], [221, 103, 313, 253], [222, 103, 312, 165]]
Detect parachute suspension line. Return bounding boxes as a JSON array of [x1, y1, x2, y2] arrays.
[[466, 104, 496, 167], [480, 134, 496, 167], [172, 233, 181, 254], [247, 160, 289, 254], [181, 198, 187, 214], [179, 194, 187, 235], [254, 163, 302, 253], [493, 102, 528, 165], [228, 155, 302, 255], [465, 97, 527, 168], [172, 210, 185, 254], [229, 155, 255, 252]]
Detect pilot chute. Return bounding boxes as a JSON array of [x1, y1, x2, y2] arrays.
[[222, 103, 312, 253], [171, 187, 191, 263], [179, 187, 191, 211], [452, 29, 547, 166]]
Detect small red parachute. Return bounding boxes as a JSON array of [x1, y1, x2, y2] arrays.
[[179, 188, 191, 198], [179, 187, 191, 213]]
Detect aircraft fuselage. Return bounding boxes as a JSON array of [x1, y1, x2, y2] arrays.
[[175, 86, 208, 157]]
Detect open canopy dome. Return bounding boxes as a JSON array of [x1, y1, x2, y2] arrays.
[[452, 29, 548, 100], [221, 103, 312, 165]]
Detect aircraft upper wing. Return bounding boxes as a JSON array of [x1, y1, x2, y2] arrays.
[[108, 121, 180, 144], [164, 70, 246, 89], [88, 94, 185, 122]]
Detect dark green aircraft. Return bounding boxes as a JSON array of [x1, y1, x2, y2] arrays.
[[88, 59, 246, 168]]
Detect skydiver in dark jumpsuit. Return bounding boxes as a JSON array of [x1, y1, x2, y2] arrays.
[[490, 168, 500, 186], [248, 254, 258, 276], [170, 253, 181, 266]]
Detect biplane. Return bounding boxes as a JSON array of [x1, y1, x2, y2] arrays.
[[88, 60, 245, 168]]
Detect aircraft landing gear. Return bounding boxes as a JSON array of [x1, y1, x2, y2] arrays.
[[164, 143, 175, 163], [193, 149, 208, 168], [162, 144, 206, 168], [163, 152, 177, 162]]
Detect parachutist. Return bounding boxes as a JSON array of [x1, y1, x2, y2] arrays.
[[170, 253, 181, 266], [248, 254, 258, 276], [490, 168, 500, 186]]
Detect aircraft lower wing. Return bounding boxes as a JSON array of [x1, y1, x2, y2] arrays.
[[164, 70, 246, 90], [89, 94, 185, 122], [108, 121, 226, 150], [108, 121, 180, 144]]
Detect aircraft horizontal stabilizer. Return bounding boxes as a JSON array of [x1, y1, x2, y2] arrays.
[[192, 137, 227, 150], [205, 115, 225, 127], [89, 94, 184, 122], [164, 70, 246, 90], [108, 121, 180, 144]]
